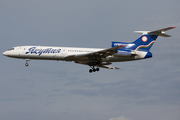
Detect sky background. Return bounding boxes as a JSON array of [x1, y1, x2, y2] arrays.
[[0, 0, 180, 120]]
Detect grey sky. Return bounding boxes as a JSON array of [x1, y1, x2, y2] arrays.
[[0, 0, 180, 120]]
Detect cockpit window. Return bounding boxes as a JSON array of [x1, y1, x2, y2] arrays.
[[8, 48, 14, 51]]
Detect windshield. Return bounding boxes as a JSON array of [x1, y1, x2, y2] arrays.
[[8, 48, 14, 51]]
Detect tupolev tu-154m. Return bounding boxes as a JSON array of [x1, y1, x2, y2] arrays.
[[3, 27, 175, 73]]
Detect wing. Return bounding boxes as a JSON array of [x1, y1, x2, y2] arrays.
[[96, 64, 119, 69], [65, 45, 125, 61], [75, 61, 120, 69]]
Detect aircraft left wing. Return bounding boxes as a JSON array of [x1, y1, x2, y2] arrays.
[[65, 45, 125, 61]]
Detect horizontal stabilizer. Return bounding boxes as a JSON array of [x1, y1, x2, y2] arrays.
[[134, 31, 150, 35], [134, 27, 176, 37]]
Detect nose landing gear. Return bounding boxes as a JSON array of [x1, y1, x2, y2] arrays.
[[25, 63, 29, 66], [25, 59, 30, 67]]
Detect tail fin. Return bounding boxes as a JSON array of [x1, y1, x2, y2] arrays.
[[112, 27, 176, 51], [132, 34, 158, 51], [131, 27, 176, 51]]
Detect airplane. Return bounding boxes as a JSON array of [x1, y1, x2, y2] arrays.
[[3, 27, 175, 73]]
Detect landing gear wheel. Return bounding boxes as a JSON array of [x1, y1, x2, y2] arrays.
[[25, 63, 29, 67], [25, 59, 30, 67], [89, 61, 101, 73]]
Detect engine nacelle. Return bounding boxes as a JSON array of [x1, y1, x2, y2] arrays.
[[114, 50, 136, 57]]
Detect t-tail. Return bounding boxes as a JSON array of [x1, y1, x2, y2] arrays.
[[112, 27, 176, 59]]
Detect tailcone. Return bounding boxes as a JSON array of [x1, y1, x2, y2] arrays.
[[144, 52, 152, 58]]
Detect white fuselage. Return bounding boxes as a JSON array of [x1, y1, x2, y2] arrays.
[[3, 46, 147, 62]]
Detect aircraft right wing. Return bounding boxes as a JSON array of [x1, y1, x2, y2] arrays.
[[96, 64, 119, 69], [75, 61, 119, 69]]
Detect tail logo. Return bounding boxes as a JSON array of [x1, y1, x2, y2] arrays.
[[142, 36, 148, 42], [135, 41, 155, 51]]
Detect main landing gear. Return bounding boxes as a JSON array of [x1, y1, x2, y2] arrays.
[[89, 67, 99, 73], [89, 62, 100, 73], [25, 59, 30, 67]]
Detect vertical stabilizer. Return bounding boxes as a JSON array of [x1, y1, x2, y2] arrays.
[[132, 27, 176, 51], [132, 35, 158, 51], [112, 27, 175, 52]]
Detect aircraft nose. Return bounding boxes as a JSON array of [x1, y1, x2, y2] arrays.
[[3, 51, 8, 56]]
